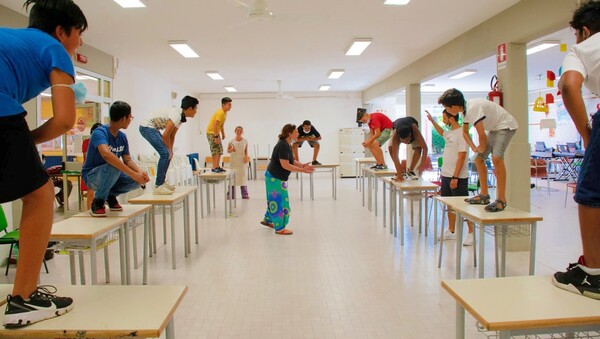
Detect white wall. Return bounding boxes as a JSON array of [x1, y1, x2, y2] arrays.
[[191, 94, 363, 164]]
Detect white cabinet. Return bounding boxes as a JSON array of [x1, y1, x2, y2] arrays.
[[339, 128, 366, 177]]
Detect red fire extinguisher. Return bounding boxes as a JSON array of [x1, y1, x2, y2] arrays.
[[488, 75, 503, 107]]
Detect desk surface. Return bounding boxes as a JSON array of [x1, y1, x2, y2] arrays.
[[312, 164, 339, 169], [0, 284, 187, 338], [442, 276, 600, 331], [128, 186, 197, 204], [384, 178, 439, 191], [72, 204, 152, 219], [364, 168, 396, 177], [435, 196, 543, 224], [197, 169, 236, 180], [51, 217, 127, 240]]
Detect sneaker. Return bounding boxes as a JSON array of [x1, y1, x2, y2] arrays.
[[106, 195, 123, 211], [403, 171, 418, 180], [463, 232, 474, 246], [374, 164, 388, 171], [153, 184, 174, 195], [4, 285, 73, 328], [163, 183, 176, 191], [553, 257, 600, 300], [311, 160, 322, 165], [438, 229, 456, 241], [211, 167, 225, 173], [370, 164, 379, 169], [89, 199, 106, 217]]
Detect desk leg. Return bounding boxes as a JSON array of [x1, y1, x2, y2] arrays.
[[382, 180, 387, 228], [200, 179, 205, 219], [362, 171, 366, 206], [424, 193, 428, 237], [434, 198, 438, 245], [151, 210, 157, 255], [479, 223, 485, 279], [166, 316, 175, 339], [392, 185, 396, 235], [501, 225, 507, 277], [368, 173, 372, 211], [333, 167, 337, 199], [399, 190, 404, 244], [104, 242, 110, 284], [143, 212, 149, 285], [455, 213, 464, 279], [300, 172, 304, 201], [530, 221, 537, 275], [69, 253, 76, 285], [170, 203, 177, 269], [184, 197, 190, 257], [195, 188, 199, 244], [374, 177, 378, 217], [223, 178, 228, 218], [90, 238, 97, 285], [132, 224, 139, 270], [456, 303, 465, 339], [355, 162, 359, 190], [78, 251, 86, 285], [162, 206, 167, 245], [310, 172, 314, 200], [122, 223, 130, 284]]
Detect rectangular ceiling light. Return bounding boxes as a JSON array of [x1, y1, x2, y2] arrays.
[[319, 85, 331, 91], [328, 69, 345, 79], [527, 41, 560, 55], [113, 0, 146, 8], [224, 86, 237, 92], [206, 71, 223, 80], [346, 39, 372, 56], [169, 41, 199, 58], [384, 0, 411, 5], [449, 69, 477, 80]]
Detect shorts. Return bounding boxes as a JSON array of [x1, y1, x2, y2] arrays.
[[375, 128, 392, 146], [440, 176, 469, 197], [0, 112, 49, 203], [207, 134, 223, 156], [296, 140, 319, 148], [575, 110, 600, 207], [477, 128, 516, 160]]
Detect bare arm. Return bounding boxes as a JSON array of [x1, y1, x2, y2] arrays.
[[462, 124, 477, 153], [122, 153, 150, 183], [97, 145, 147, 184], [162, 120, 177, 151], [279, 159, 314, 173], [474, 122, 487, 154], [389, 133, 405, 181], [30, 69, 76, 144], [362, 128, 381, 147], [425, 110, 445, 135], [559, 71, 591, 147], [412, 125, 428, 172]]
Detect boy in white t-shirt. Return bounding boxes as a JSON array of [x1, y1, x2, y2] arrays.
[[438, 89, 518, 212], [426, 110, 474, 246], [553, 0, 600, 300]]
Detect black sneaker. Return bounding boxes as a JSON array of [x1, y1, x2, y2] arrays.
[[311, 160, 322, 166], [374, 164, 388, 171], [89, 199, 106, 217], [370, 164, 379, 169], [4, 285, 73, 328], [106, 195, 123, 211], [553, 257, 600, 300]]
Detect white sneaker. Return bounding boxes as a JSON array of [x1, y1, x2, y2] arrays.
[[463, 232, 474, 246], [153, 184, 174, 195], [438, 229, 456, 241], [163, 183, 176, 191]]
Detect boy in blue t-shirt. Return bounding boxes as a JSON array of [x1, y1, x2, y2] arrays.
[[83, 101, 149, 217], [0, 0, 88, 328]]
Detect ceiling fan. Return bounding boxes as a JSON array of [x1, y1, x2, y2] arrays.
[[276, 80, 294, 99], [234, 0, 275, 22]]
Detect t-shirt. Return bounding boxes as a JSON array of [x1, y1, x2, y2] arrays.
[[393, 117, 419, 140], [206, 108, 226, 134], [82, 124, 130, 178], [367, 112, 394, 131], [298, 125, 320, 138], [463, 98, 518, 131], [267, 139, 294, 181], [0, 28, 75, 117], [142, 108, 184, 130], [562, 32, 600, 97], [441, 128, 469, 178]]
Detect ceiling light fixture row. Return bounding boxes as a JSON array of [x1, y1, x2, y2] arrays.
[[448, 69, 477, 80], [113, 0, 146, 8], [346, 39, 372, 56], [206, 72, 223, 80], [168, 41, 199, 58], [526, 40, 560, 55], [384, 0, 411, 5]]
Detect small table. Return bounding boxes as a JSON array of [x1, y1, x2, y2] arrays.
[[435, 196, 543, 279], [363, 167, 396, 213], [50, 217, 128, 285], [442, 276, 600, 339], [197, 169, 236, 218], [0, 284, 187, 339], [354, 157, 376, 190], [386, 178, 439, 245], [128, 186, 199, 269], [300, 164, 339, 200], [73, 204, 152, 285]]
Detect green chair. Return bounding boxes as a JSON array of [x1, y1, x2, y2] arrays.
[[0, 205, 48, 275]]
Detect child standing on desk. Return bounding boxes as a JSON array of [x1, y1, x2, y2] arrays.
[[389, 116, 428, 181], [438, 88, 518, 212], [0, 0, 87, 328], [227, 126, 250, 199]]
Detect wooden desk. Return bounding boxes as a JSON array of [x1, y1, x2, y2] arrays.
[[300, 164, 339, 200], [363, 168, 396, 213], [73, 204, 152, 285], [435, 196, 543, 279], [197, 169, 236, 218], [354, 157, 376, 190], [386, 178, 439, 245], [442, 276, 600, 339], [50, 217, 128, 285], [128, 186, 199, 269], [0, 284, 187, 338]]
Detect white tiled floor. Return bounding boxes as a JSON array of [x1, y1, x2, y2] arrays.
[[1, 175, 582, 338]]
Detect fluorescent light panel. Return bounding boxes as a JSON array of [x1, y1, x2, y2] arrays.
[[346, 39, 372, 56], [169, 41, 199, 58], [113, 0, 146, 8], [206, 72, 223, 80], [328, 69, 345, 79], [527, 41, 560, 55], [319, 85, 331, 91], [384, 0, 411, 5], [224, 86, 237, 92], [449, 69, 477, 80]]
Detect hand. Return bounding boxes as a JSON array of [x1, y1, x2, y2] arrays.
[[470, 145, 478, 153], [450, 178, 458, 189], [477, 145, 486, 154], [133, 171, 149, 185], [142, 171, 150, 183], [228, 143, 236, 152], [214, 136, 221, 145], [244, 155, 250, 163], [393, 174, 404, 182], [303, 164, 315, 173], [362, 141, 370, 147], [425, 110, 434, 122]]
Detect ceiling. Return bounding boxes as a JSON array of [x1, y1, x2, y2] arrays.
[[0, 0, 571, 96]]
